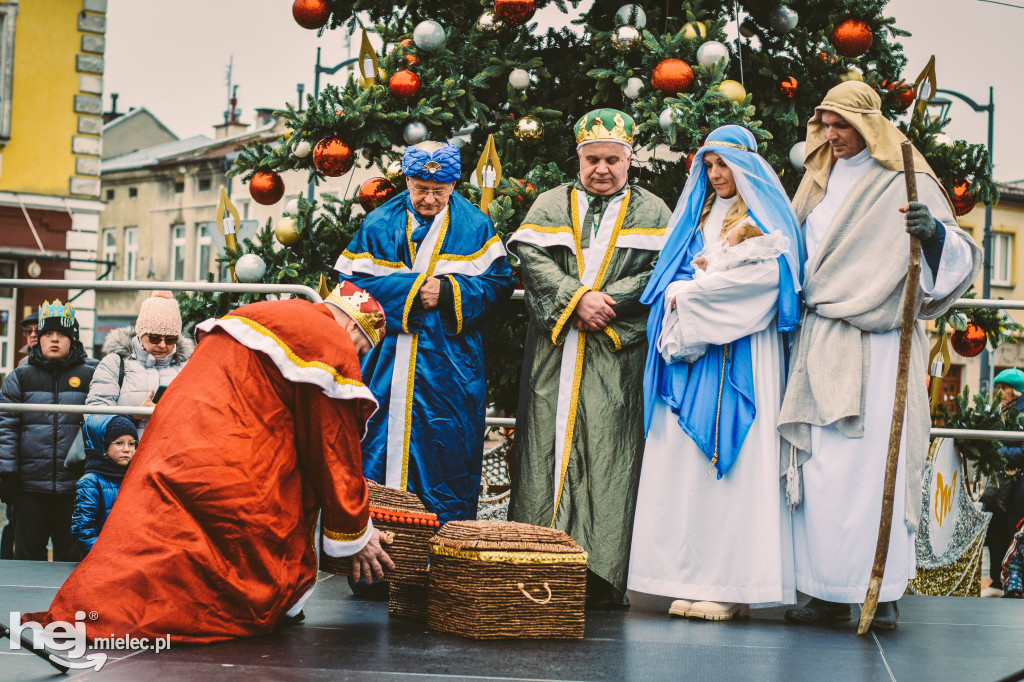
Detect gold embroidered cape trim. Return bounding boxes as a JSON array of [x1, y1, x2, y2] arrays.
[[324, 524, 369, 542], [445, 274, 464, 334]]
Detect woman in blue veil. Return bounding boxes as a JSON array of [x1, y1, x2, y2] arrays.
[[627, 125, 803, 621]]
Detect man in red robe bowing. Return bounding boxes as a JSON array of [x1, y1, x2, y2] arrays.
[[24, 282, 394, 644]]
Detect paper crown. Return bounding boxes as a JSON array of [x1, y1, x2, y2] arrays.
[[325, 281, 386, 348], [575, 108, 635, 147], [38, 299, 79, 339]]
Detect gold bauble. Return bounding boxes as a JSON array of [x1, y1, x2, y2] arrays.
[[274, 216, 301, 246], [385, 160, 404, 184], [837, 67, 864, 83], [716, 79, 747, 104], [513, 115, 545, 146], [681, 21, 706, 40]]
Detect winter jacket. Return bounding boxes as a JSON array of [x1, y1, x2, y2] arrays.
[[0, 342, 98, 494], [71, 415, 128, 554], [86, 326, 193, 433], [1002, 525, 1024, 597]]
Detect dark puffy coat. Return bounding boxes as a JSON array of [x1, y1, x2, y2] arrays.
[[71, 415, 128, 553], [0, 342, 97, 494]]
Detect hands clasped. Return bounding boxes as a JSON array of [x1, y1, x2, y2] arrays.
[[572, 291, 617, 332], [418, 276, 442, 310]]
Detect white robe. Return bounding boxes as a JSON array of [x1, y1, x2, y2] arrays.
[[628, 195, 796, 606], [793, 148, 976, 602]]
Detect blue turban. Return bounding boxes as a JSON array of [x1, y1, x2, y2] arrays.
[[640, 125, 804, 478], [402, 143, 462, 184]]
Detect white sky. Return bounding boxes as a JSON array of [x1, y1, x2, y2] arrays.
[[103, 0, 1024, 181]]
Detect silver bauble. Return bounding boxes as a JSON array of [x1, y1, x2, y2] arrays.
[[293, 140, 312, 158], [658, 107, 678, 131], [611, 25, 641, 53], [614, 4, 647, 30], [285, 198, 299, 215], [508, 68, 531, 90], [403, 121, 429, 145], [413, 19, 446, 52], [475, 9, 505, 33], [235, 254, 267, 282], [788, 141, 806, 170], [696, 41, 729, 69], [769, 6, 798, 33], [623, 77, 644, 100]]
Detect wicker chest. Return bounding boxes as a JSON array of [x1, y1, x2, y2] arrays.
[[427, 520, 588, 639]]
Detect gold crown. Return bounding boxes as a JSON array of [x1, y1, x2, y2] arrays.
[[326, 285, 386, 347], [576, 112, 634, 145]]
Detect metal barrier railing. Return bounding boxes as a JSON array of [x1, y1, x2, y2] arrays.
[[1, 279, 1021, 441]]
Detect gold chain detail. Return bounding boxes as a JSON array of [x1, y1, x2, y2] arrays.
[[710, 344, 729, 474]]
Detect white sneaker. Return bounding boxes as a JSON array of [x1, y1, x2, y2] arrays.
[[981, 586, 1004, 598], [687, 601, 750, 621], [668, 599, 693, 617]]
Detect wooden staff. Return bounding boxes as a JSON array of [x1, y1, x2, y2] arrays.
[[857, 140, 922, 635]]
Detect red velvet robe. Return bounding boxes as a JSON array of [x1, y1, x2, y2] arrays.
[[24, 300, 377, 644]]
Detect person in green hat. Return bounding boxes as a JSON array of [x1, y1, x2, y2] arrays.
[[507, 108, 672, 608]]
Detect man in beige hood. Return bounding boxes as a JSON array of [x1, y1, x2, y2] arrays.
[[778, 81, 981, 630]]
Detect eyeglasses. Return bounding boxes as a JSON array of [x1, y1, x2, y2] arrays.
[[22, 327, 37, 336], [111, 439, 138, 449], [145, 334, 179, 346], [408, 185, 453, 198]]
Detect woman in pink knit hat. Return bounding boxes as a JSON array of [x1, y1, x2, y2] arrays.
[[86, 291, 194, 436]]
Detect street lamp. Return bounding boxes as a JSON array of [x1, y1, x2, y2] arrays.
[[929, 86, 996, 390]]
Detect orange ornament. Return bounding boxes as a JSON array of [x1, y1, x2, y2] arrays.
[[313, 135, 355, 177], [685, 151, 696, 172], [779, 76, 798, 99], [652, 59, 694, 95], [494, 0, 537, 26], [885, 80, 915, 110], [291, 0, 330, 30], [952, 180, 975, 216], [248, 171, 285, 205], [951, 321, 986, 358], [357, 177, 398, 212], [400, 38, 420, 66], [389, 69, 421, 99], [832, 19, 873, 58]]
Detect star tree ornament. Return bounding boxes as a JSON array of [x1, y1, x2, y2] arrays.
[[389, 70, 421, 99], [248, 171, 285, 205], [313, 135, 355, 177], [358, 177, 398, 212], [832, 19, 873, 58], [234, 254, 267, 282], [508, 68, 531, 90], [611, 26, 641, 53], [413, 20, 446, 52], [652, 59, 694, 95], [615, 4, 647, 29], [623, 77, 644, 100], [494, 0, 537, 27], [291, 0, 330, 30], [513, 115, 544, 146], [403, 121, 429, 145], [769, 6, 799, 33], [696, 41, 729, 69]]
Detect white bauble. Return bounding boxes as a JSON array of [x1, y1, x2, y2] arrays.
[[403, 121, 429, 145], [235, 254, 267, 282], [933, 133, 955, 147], [696, 41, 729, 69], [508, 68, 531, 90], [293, 140, 312, 158], [789, 141, 807, 170], [623, 77, 644, 100], [769, 6, 799, 33], [614, 4, 647, 29], [658, 107, 678, 131], [413, 20, 446, 52], [285, 198, 299, 215]]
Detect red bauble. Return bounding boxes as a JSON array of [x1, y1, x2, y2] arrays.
[[952, 180, 975, 216], [389, 70, 421, 99], [291, 0, 330, 30], [685, 151, 696, 172], [358, 177, 398, 213], [248, 171, 285, 205], [400, 38, 420, 66], [951, 322, 987, 358], [779, 76, 798, 99], [831, 19, 873, 58], [652, 59, 694, 95], [494, 0, 537, 26], [884, 80, 915, 110], [312, 135, 355, 177]]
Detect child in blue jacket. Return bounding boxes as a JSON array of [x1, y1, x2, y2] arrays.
[[1003, 519, 1024, 598], [71, 415, 137, 554]]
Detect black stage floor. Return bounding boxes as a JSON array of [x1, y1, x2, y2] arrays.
[[1, 560, 1022, 681]]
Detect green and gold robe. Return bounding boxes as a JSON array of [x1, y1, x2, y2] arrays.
[[507, 182, 671, 594]]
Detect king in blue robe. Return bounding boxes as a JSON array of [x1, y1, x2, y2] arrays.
[[334, 141, 515, 522]]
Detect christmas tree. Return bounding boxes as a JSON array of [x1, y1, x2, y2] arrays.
[[179, 0, 996, 413]]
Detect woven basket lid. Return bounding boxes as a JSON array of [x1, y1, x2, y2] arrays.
[[368, 480, 434, 516], [430, 520, 583, 554]]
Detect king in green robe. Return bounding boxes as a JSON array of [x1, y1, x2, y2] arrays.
[[508, 109, 672, 603]]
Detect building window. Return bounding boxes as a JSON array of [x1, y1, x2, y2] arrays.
[[124, 227, 138, 280], [198, 177, 212, 192], [195, 223, 214, 281], [174, 180, 185, 194], [992, 232, 1015, 287], [171, 224, 186, 281], [0, 4, 18, 143], [129, 187, 138, 198], [100, 228, 117, 273], [105, 188, 114, 201]]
